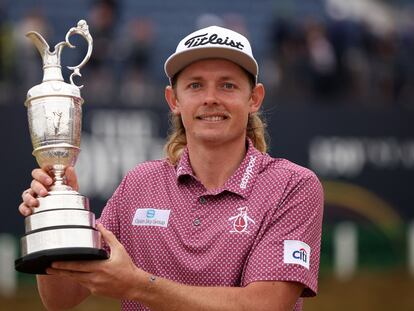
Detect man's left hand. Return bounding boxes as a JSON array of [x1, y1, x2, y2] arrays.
[[46, 224, 147, 300]]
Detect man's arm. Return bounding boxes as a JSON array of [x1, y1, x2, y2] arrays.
[[137, 277, 304, 311], [18, 168, 89, 310], [36, 275, 90, 311], [48, 224, 304, 311]]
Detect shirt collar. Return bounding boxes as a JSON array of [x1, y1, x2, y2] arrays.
[[175, 139, 264, 198], [222, 139, 263, 198], [176, 147, 195, 179]]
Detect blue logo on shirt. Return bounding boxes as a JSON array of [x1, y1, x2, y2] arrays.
[[293, 248, 308, 263], [146, 209, 156, 218]]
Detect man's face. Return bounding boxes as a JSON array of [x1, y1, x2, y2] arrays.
[[166, 59, 264, 147]]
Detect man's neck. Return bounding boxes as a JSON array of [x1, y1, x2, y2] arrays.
[[187, 137, 247, 191]]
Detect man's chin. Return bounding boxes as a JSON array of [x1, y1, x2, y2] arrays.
[[195, 134, 243, 147]]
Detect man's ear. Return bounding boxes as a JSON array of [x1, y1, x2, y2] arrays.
[[165, 85, 180, 115], [249, 83, 265, 114]]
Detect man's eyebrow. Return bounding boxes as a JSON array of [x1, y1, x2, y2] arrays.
[[217, 76, 238, 81]]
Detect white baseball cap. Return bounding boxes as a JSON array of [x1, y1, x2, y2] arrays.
[[164, 25, 258, 83]]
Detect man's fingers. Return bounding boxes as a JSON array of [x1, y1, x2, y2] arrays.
[[18, 202, 33, 216], [97, 224, 121, 252], [22, 188, 39, 207], [30, 167, 79, 192], [50, 260, 98, 272], [19, 168, 51, 218], [30, 179, 48, 197], [31, 168, 53, 186], [21, 188, 32, 201], [21, 167, 79, 217], [20, 188, 38, 216]]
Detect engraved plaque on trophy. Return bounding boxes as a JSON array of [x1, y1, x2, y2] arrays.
[[15, 20, 108, 274]]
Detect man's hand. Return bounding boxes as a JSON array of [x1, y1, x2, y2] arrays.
[[45, 224, 148, 301], [40, 223, 304, 311], [19, 167, 79, 216]]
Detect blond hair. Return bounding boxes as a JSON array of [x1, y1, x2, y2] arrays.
[[164, 112, 268, 165]]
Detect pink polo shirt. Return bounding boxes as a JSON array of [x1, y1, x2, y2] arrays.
[[98, 139, 324, 311]]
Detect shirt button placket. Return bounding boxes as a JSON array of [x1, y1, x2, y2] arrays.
[[199, 196, 207, 204], [193, 196, 206, 228]]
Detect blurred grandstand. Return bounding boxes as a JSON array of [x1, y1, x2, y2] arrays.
[[2, 0, 414, 108]]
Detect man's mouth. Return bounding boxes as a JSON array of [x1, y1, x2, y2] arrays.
[[196, 114, 229, 121]]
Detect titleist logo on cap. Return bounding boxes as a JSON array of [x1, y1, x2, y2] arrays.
[[184, 33, 245, 50]]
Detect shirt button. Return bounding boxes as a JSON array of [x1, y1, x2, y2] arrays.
[[199, 196, 207, 204], [193, 218, 201, 226]]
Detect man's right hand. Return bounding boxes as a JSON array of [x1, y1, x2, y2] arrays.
[[18, 167, 79, 216]]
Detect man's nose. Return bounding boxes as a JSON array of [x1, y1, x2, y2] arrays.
[[204, 86, 219, 106]]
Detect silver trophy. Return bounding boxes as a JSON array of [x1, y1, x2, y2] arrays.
[[15, 20, 107, 274]]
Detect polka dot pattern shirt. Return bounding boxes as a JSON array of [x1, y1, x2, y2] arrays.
[[98, 139, 324, 311]]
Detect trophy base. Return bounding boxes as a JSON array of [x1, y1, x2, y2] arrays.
[[15, 247, 108, 274]]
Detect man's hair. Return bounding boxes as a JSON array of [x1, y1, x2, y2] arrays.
[[164, 69, 268, 165]]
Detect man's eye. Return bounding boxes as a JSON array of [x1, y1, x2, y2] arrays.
[[223, 83, 234, 89], [190, 82, 201, 89]]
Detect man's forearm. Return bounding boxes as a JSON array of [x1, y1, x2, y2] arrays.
[[37, 275, 90, 311], [134, 275, 303, 311]]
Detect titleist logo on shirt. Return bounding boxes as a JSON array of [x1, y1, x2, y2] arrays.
[[184, 33, 245, 50], [240, 156, 256, 189]]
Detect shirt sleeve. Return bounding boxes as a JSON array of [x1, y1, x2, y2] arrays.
[[242, 171, 324, 297]]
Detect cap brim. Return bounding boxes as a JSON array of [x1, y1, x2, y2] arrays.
[[164, 46, 258, 79]]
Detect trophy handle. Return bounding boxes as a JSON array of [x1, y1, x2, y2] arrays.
[[61, 20, 93, 89]]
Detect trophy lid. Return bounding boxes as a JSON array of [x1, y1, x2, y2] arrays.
[[25, 20, 93, 105]]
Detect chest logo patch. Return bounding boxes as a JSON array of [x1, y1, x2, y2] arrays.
[[132, 208, 171, 228], [228, 206, 255, 234]]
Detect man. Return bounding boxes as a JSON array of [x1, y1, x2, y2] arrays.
[[19, 25, 324, 311]]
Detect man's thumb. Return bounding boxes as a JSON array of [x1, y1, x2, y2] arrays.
[[97, 223, 120, 250]]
